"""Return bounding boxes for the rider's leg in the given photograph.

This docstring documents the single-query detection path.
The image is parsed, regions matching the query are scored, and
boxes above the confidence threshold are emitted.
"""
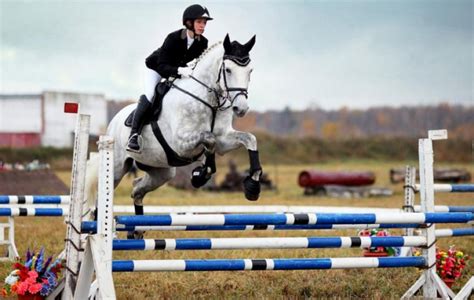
[127,95,151,152]
[127,69,161,152]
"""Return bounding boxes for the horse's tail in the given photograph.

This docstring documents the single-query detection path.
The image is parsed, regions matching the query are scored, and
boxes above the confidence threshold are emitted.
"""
[84,152,100,215]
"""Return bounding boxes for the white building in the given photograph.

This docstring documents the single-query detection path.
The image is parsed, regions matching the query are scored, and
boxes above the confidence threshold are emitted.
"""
[0,91,107,148]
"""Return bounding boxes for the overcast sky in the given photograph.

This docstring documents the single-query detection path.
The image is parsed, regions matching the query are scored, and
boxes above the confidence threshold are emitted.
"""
[1,0,472,111]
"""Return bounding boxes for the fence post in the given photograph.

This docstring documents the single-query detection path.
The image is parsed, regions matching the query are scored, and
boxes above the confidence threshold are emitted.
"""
[62,113,90,300]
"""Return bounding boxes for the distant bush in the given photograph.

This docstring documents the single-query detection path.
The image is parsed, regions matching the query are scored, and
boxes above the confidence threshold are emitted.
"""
[1,134,470,168]
[217,133,472,165]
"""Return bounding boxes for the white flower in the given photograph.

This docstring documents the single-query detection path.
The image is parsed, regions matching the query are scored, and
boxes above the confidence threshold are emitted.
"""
[5,271,18,285]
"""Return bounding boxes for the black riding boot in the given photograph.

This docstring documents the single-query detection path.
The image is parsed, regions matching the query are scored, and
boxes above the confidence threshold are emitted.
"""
[127,95,151,153]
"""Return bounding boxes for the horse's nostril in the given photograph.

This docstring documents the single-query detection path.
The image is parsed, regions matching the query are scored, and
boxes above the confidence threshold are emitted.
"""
[233,107,239,112]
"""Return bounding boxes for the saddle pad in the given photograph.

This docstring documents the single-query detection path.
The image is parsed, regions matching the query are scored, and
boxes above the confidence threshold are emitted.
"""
[124,81,171,127]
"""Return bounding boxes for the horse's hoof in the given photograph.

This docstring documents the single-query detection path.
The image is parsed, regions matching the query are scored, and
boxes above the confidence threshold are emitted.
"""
[191,166,212,188]
[127,231,144,240]
[243,176,260,201]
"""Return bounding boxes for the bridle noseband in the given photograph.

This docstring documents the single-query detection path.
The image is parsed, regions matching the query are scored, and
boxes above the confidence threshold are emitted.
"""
[215,54,250,110]
[170,54,251,132]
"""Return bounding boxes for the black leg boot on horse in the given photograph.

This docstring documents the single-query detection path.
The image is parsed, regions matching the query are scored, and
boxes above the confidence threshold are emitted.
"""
[127,201,145,240]
[127,95,152,153]
[191,153,216,188]
[243,150,262,201]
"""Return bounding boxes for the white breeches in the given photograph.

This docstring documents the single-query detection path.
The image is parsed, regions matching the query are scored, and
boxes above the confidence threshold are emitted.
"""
[144,68,162,102]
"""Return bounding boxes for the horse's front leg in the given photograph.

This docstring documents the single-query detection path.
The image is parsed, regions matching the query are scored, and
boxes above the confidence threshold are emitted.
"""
[216,130,262,201]
[176,131,217,188]
[177,131,216,154]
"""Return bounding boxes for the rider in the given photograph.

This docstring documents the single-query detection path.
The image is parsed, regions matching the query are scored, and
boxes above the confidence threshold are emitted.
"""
[127,4,213,152]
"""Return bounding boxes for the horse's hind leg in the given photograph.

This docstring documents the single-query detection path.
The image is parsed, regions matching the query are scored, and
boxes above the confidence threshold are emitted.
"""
[128,167,176,239]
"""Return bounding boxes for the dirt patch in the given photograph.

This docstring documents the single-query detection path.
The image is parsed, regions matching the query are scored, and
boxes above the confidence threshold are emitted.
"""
[0,170,69,194]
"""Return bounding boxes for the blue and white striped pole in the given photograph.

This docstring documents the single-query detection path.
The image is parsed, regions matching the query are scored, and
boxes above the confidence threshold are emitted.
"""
[114,212,473,227]
[1,201,471,214]
[112,257,426,272]
[415,184,474,193]
[434,227,474,237]
[415,206,474,213]
[0,195,70,205]
[0,207,67,216]
[112,236,427,251]
[81,222,425,233]
[81,220,474,237]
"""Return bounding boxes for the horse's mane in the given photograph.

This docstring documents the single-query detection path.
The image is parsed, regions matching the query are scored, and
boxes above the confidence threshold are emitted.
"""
[191,41,223,69]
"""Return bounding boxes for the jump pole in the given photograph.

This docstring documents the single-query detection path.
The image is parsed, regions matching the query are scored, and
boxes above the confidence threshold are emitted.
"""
[60,104,90,300]
[402,129,454,299]
[73,136,116,300]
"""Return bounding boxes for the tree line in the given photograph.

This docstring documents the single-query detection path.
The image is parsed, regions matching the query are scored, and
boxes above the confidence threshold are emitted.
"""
[234,103,473,140]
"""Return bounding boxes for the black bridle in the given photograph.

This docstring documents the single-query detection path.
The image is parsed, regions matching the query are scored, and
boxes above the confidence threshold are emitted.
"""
[170,55,251,132]
[216,55,250,110]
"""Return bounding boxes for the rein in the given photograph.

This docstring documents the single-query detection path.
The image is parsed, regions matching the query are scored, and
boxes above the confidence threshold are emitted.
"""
[170,55,250,132]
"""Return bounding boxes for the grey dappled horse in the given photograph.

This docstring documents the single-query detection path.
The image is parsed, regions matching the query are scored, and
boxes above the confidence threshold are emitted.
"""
[86,35,262,238]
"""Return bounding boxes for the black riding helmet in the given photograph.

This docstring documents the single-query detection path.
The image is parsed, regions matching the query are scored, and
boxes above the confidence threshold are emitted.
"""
[182,4,213,31]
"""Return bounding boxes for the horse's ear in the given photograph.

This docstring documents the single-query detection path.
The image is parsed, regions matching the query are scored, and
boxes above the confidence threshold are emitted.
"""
[223,34,232,54]
[244,35,256,52]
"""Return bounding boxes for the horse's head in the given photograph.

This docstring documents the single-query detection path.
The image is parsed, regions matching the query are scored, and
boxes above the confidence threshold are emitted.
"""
[219,34,256,118]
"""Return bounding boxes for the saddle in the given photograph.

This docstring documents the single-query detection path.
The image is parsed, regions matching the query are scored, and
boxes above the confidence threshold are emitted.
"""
[124,80,171,127]
[124,80,204,167]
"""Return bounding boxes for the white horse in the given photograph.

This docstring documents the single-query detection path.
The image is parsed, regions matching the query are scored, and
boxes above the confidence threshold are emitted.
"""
[86,34,262,237]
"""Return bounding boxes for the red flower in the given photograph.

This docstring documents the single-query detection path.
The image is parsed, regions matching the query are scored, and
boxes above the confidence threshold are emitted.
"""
[28,283,42,294]
[18,269,29,282]
[16,282,28,296]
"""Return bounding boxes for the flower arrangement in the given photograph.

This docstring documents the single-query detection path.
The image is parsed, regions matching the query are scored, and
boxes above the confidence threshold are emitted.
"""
[436,246,469,282]
[359,228,397,256]
[414,245,470,287]
[2,248,62,299]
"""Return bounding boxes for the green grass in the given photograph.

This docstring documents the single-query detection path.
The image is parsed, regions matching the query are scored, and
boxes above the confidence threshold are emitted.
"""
[1,160,472,299]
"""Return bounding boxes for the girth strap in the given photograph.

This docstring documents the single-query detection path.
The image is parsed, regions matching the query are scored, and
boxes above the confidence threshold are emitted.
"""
[150,121,204,167]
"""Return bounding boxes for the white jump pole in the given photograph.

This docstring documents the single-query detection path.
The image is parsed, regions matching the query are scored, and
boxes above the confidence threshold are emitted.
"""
[74,136,116,300]
[62,108,90,300]
[403,129,456,299]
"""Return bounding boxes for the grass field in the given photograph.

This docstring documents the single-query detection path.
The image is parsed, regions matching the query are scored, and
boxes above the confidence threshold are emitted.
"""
[1,160,472,299]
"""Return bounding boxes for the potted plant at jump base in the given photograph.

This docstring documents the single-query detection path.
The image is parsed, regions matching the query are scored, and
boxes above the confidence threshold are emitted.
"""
[1,248,62,300]
[435,246,470,288]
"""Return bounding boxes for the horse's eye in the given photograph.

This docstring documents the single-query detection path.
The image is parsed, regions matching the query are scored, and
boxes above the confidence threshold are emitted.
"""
[225,68,232,74]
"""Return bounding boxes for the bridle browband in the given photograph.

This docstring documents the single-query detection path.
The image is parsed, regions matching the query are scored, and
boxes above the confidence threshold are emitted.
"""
[170,55,251,132]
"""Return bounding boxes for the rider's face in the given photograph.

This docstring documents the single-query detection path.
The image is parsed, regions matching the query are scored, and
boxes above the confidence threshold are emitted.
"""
[193,18,207,35]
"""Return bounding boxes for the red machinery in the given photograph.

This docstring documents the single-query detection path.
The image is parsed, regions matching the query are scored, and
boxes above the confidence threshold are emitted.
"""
[298,170,375,187]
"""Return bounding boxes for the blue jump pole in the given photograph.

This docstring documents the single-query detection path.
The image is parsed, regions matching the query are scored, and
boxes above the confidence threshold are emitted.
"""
[80,221,423,234]
[450,184,474,193]
[446,206,474,213]
[415,184,474,193]
[0,195,70,205]
[112,257,426,272]
[0,207,66,216]
[114,212,473,227]
[112,236,427,251]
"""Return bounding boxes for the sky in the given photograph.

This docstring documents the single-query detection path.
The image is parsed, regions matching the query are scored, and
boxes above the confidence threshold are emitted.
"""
[0,0,472,111]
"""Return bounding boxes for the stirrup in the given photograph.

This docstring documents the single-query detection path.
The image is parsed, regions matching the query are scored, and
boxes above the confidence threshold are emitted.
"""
[126,134,142,153]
